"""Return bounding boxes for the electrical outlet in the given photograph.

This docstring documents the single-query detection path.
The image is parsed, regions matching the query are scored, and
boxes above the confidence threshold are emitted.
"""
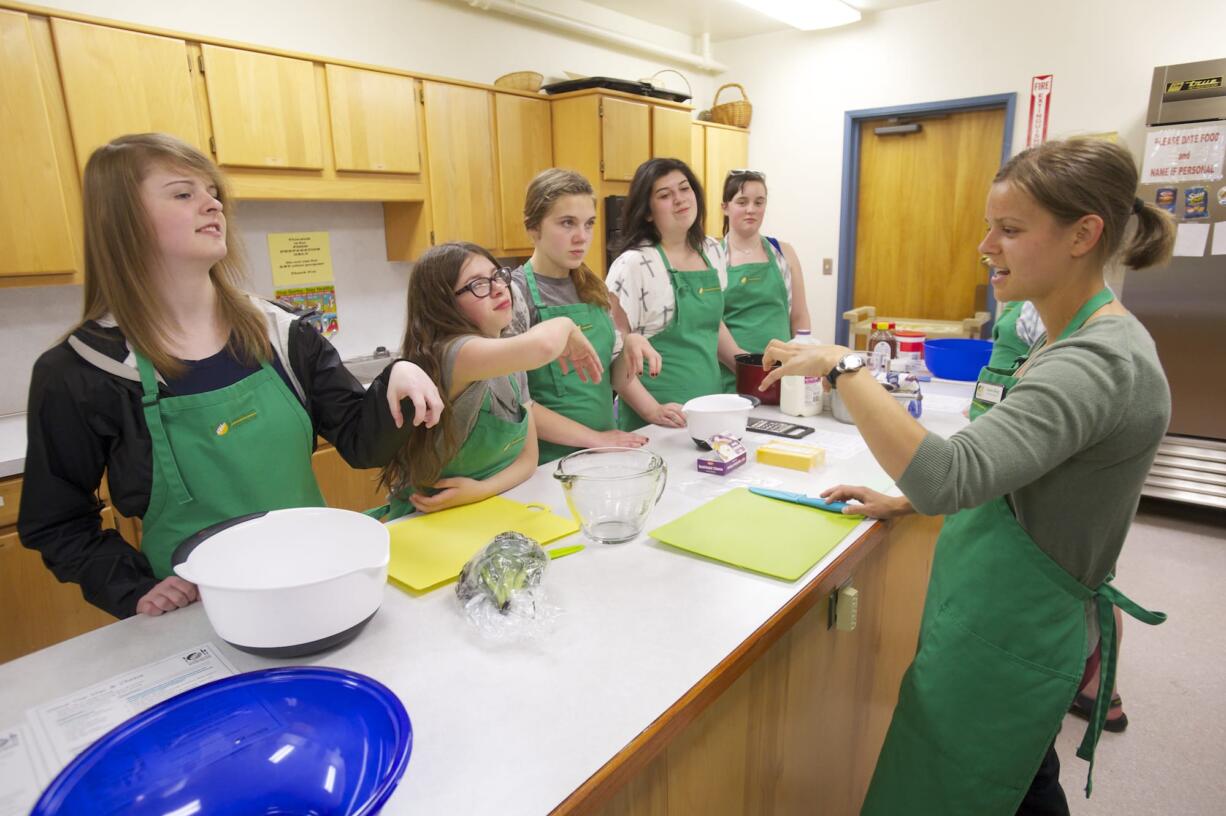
[836,586,859,631]
[822,258,833,276]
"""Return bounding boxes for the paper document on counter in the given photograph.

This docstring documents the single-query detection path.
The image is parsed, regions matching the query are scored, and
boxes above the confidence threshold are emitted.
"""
[27,642,237,769]
[809,429,868,460]
[0,722,50,816]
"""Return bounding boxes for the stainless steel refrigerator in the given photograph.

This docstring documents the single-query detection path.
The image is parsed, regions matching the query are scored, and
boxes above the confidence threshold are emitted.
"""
[1124,58,1226,509]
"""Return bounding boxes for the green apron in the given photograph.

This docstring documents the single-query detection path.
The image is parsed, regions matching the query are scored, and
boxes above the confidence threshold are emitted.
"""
[863,288,1166,814]
[719,237,792,393]
[617,245,724,431]
[521,261,616,464]
[383,376,529,520]
[986,300,1030,372]
[136,351,326,579]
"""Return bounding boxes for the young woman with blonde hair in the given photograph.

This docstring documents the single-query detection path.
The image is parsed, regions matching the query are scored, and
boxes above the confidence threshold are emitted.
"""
[507,168,663,462]
[19,133,441,619]
[379,241,603,516]
[762,137,1175,814]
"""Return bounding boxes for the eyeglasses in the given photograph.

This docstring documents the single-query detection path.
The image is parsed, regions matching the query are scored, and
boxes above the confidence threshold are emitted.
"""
[727,169,766,181]
[455,266,512,298]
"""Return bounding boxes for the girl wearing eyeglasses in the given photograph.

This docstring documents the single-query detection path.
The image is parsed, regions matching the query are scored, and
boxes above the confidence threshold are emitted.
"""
[719,169,811,392]
[508,169,668,463]
[378,242,604,517]
[606,158,739,430]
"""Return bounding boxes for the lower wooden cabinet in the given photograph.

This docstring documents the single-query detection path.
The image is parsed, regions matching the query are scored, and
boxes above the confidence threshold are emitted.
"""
[311,444,388,514]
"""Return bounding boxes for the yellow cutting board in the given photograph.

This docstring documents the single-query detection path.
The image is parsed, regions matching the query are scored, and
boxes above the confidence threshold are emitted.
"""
[649,488,862,581]
[387,496,579,591]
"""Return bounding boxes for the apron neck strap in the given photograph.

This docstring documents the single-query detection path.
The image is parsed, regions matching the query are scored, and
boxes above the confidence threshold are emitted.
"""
[654,243,714,274]
[521,260,547,309]
[133,348,194,505]
[1056,287,1114,342]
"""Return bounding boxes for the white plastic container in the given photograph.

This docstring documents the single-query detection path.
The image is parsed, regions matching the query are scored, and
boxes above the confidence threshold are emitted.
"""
[780,330,821,417]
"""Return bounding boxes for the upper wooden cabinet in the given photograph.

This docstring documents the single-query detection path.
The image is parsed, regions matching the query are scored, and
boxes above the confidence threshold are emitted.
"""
[495,93,552,251]
[0,10,79,282]
[422,81,498,248]
[601,96,650,181]
[691,123,706,188]
[701,124,749,236]
[199,44,323,170]
[652,105,692,165]
[325,65,421,174]
[50,18,201,172]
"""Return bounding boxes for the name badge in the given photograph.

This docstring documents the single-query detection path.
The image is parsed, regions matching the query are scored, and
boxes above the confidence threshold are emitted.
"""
[974,381,1006,405]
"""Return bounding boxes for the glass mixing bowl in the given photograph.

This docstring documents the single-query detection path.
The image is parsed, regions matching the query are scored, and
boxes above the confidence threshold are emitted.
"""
[553,447,667,544]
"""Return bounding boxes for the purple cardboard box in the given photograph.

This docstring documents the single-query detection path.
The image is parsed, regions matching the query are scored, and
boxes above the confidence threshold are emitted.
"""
[697,434,748,475]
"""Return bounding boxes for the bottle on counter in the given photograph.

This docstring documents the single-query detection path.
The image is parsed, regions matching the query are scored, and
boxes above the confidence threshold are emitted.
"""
[780,330,821,417]
[868,321,897,374]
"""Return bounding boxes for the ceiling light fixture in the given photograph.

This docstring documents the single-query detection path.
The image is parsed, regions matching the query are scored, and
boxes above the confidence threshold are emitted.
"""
[730,0,862,31]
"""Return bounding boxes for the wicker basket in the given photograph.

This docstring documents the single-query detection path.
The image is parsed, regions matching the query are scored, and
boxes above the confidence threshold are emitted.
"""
[710,83,752,128]
[494,71,543,92]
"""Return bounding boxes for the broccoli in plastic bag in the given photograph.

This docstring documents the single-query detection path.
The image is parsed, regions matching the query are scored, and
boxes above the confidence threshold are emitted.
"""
[457,531,559,639]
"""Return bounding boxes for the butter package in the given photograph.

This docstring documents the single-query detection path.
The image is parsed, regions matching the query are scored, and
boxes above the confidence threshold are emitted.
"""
[755,439,826,471]
[697,434,748,475]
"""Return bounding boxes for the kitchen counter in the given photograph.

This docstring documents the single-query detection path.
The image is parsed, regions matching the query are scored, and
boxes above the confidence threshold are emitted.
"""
[0,382,972,814]
[0,413,25,478]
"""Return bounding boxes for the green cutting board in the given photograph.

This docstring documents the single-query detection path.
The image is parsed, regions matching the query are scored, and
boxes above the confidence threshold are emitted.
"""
[649,488,863,581]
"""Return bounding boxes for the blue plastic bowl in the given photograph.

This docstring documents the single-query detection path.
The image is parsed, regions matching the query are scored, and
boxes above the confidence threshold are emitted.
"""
[924,338,993,381]
[33,667,412,816]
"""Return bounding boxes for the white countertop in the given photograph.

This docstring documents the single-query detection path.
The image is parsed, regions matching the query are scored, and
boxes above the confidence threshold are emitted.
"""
[0,413,25,479]
[0,382,972,813]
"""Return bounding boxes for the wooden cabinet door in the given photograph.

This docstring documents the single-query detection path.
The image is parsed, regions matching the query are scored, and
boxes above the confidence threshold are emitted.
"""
[691,124,706,191]
[311,445,387,514]
[703,126,748,236]
[652,105,691,165]
[200,44,323,170]
[495,93,552,251]
[422,82,497,247]
[600,96,649,181]
[51,18,201,173]
[0,10,78,279]
[325,65,420,174]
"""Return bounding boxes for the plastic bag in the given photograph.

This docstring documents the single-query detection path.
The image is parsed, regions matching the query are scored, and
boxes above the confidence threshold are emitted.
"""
[456,531,560,640]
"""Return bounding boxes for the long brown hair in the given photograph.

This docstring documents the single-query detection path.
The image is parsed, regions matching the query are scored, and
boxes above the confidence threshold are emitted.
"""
[381,242,502,494]
[523,168,608,309]
[80,133,270,378]
[617,158,707,255]
[995,138,1175,269]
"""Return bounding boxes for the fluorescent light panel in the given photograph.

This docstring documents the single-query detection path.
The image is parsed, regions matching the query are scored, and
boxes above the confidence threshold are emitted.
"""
[731,0,862,30]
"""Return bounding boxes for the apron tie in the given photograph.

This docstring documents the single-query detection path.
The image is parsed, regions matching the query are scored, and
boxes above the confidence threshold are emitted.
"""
[1076,582,1167,796]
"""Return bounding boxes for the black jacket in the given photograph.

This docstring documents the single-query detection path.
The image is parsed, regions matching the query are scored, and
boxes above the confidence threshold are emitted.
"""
[18,300,409,619]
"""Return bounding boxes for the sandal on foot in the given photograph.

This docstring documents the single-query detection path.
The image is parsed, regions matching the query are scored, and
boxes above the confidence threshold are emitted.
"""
[1069,692,1128,733]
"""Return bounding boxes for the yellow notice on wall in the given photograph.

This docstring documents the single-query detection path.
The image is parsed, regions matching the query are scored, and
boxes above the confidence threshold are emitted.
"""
[268,232,334,288]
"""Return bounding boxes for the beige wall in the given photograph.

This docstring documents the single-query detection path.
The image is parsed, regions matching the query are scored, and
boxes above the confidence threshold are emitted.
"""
[716,0,1226,342]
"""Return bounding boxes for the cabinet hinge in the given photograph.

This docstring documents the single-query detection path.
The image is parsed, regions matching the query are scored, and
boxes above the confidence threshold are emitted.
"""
[598,100,603,118]
[197,54,205,74]
[208,136,217,155]
[429,230,435,245]
[599,160,605,174]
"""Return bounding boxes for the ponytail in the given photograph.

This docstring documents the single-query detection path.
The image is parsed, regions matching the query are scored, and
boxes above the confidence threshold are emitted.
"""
[1123,201,1176,270]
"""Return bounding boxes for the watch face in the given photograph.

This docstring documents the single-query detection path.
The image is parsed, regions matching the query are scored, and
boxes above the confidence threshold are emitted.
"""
[842,354,865,372]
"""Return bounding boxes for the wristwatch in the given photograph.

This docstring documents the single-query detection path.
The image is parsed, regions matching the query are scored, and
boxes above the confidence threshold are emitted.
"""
[826,353,866,389]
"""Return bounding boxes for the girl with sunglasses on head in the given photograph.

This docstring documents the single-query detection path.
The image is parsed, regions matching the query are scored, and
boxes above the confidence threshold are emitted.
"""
[507,169,662,463]
[760,137,1174,814]
[18,133,442,620]
[605,158,740,431]
[719,169,811,393]
[378,242,603,518]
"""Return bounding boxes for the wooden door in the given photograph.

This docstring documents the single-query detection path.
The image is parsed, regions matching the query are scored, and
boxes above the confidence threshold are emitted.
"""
[853,108,1005,322]
[200,44,323,170]
[51,18,201,172]
[652,105,691,164]
[0,10,78,279]
[495,93,553,251]
[422,82,497,247]
[311,445,387,513]
[325,65,420,173]
[703,126,748,236]
[690,123,706,189]
[601,96,649,181]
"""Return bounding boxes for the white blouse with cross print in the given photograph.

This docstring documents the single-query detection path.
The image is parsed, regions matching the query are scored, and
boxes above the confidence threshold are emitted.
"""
[604,237,727,339]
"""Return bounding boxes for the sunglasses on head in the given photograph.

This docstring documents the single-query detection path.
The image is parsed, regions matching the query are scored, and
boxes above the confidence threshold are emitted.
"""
[727,169,766,181]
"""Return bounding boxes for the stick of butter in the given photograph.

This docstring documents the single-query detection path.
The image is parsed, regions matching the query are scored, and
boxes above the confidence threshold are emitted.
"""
[755,440,826,471]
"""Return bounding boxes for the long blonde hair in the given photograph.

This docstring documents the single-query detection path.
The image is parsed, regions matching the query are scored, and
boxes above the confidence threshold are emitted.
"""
[80,133,270,377]
[523,168,609,309]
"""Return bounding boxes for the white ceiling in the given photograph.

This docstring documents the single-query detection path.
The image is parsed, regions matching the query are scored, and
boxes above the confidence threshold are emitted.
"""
[586,0,937,41]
